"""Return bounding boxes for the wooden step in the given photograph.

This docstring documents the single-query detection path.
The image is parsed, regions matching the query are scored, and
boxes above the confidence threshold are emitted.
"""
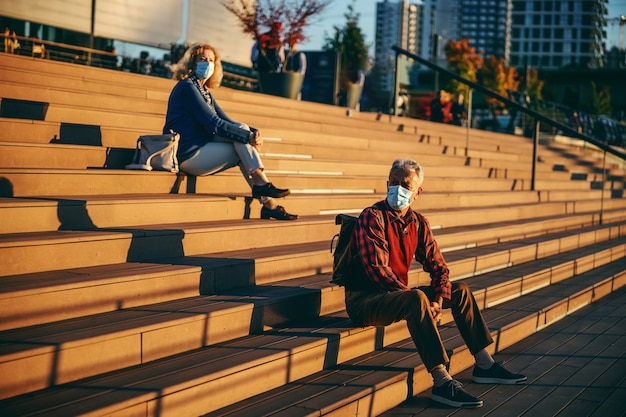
[4,188,595,234]
[0,244,622,414]
[3,197,623,277]
[199,262,626,417]
[0,224,623,399]
[0,141,516,180]
[3,219,622,329]
[0,167,542,197]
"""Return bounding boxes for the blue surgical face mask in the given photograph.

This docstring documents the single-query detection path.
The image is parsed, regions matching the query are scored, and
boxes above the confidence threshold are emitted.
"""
[387,185,413,211]
[195,61,214,80]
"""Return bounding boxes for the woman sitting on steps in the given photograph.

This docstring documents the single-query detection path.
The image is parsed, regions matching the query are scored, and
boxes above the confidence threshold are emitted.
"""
[164,43,297,221]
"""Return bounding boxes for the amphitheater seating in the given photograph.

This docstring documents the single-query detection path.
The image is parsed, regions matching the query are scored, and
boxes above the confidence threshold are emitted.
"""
[0,53,625,416]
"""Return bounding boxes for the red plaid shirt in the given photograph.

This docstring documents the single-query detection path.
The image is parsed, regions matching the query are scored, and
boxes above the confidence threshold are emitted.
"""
[352,200,451,301]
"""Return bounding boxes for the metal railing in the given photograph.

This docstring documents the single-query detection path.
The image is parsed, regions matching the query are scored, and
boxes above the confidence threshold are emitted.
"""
[0,33,258,91]
[392,45,626,171]
[392,45,626,224]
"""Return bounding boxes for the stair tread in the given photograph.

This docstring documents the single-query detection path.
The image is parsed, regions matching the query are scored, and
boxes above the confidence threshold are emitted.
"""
[0,235,623,403]
[1,259,620,416]
[199,261,626,417]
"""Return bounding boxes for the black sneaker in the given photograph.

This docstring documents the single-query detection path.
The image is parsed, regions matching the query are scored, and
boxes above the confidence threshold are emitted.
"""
[252,183,290,198]
[431,380,483,408]
[472,362,527,384]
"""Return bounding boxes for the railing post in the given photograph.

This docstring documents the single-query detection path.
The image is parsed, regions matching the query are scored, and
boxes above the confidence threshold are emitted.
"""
[465,88,473,156]
[393,51,400,116]
[531,119,540,191]
[88,0,97,66]
[600,150,606,225]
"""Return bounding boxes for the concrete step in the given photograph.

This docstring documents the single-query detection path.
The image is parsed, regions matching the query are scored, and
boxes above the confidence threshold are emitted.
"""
[199,261,626,417]
[0,244,623,414]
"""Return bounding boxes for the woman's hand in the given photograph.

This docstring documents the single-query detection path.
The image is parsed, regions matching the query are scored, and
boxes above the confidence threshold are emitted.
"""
[250,130,263,150]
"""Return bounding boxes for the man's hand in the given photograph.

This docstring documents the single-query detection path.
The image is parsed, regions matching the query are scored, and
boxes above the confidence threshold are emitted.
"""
[430,300,443,322]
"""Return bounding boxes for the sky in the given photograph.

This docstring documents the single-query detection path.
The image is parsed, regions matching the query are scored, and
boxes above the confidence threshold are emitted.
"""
[299,0,376,52]
[299,0,626,52]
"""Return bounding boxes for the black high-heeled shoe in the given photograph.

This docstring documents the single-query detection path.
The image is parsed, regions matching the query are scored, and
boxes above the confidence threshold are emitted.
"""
[260,205,298,220]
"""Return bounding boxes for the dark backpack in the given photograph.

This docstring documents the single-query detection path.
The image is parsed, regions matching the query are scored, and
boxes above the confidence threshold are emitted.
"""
[330,214,359,286]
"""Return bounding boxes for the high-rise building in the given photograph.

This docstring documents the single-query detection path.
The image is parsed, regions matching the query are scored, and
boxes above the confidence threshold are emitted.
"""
[421,0,461,65]
[404,0,609,72]
[374,0,421,94]
[509,0,608,69]
[457,0,512,61]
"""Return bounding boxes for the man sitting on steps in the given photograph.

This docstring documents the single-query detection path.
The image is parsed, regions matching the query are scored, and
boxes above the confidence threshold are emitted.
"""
[342,158,527,408]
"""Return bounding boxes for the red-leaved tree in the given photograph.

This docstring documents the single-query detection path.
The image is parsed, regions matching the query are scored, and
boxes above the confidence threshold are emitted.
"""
[223,0,332,70]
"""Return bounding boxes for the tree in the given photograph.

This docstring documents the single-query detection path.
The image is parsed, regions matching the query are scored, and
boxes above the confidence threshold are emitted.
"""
[322,1,369,91]
[590,82,612,117]
[478,55,520,118]
[223,0,332,71]
[444,39,483,98]
[525,67,543,101]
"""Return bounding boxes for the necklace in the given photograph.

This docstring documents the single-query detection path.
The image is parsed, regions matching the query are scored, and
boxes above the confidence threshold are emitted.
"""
[189,75,215,110]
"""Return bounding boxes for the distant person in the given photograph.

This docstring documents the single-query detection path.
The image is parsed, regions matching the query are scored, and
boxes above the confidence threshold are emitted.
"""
[30,35,45,58]
[450,93,466,126]
[10,30,19,54]
[284,43,306,75]
[104,45,118,70]
[430,90,444,123]
[251,22,285,73]
[3,27,12,53]
[342,158,527,408]
[164,43,297,220]
[570,111,582,134]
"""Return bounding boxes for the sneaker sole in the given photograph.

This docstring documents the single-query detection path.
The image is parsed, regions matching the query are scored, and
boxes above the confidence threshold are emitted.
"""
[252,190,291,198]
[431,394,483,408]
[472,376,528,384]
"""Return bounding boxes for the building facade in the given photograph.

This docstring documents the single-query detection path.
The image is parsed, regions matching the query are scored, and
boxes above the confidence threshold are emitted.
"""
[457,0,512,61]
[509,0,608,69]
[374,0,421,94]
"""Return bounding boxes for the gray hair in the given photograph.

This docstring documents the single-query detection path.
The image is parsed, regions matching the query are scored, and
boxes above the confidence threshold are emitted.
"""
[390,158,424,187]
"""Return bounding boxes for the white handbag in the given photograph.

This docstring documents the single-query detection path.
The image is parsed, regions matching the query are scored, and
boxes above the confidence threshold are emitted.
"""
[126,131,180,172]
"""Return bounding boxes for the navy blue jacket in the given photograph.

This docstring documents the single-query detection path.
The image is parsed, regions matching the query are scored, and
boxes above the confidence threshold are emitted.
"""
[163,79,253,162]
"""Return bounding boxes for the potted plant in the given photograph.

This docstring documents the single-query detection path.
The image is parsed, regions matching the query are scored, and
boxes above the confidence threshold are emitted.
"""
[223,0,332,99]
[323,1,369,110]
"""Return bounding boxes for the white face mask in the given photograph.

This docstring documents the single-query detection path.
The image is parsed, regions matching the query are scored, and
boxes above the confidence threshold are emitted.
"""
[387,185,413,210]
[195,61,214,80]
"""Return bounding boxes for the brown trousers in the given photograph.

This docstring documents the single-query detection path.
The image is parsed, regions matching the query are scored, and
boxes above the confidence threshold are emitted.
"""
[345,282,493,371]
